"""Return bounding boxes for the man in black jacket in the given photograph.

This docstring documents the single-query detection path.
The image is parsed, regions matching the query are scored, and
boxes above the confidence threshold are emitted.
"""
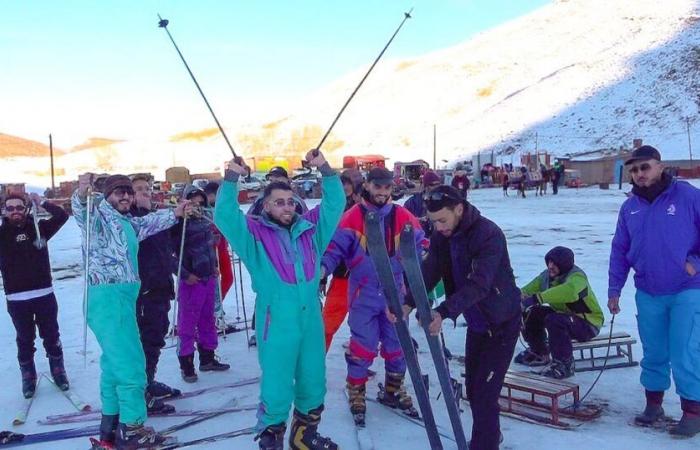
[0,193,69,398]
[131,175,180,411]
[408,185,521,450]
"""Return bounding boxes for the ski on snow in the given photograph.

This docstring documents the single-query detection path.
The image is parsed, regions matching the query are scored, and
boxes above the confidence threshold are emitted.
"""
[39,403,257,426]
[12,376,42,426]
[399,223,469,450]
[364,211,443,450]
[0,396,245,447]
[43,376,259,422]
[42,372,92,412]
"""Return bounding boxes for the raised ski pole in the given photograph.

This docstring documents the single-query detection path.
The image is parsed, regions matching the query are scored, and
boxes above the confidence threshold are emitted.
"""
[170,214,188,342]
[364,212,443,450]
[312,8,413,157]
[82,188,93,369]
[400,223,469,450]
[157,15,239,160]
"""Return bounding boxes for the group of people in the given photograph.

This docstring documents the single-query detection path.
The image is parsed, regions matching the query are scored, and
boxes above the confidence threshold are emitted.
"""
[0,144,698,449]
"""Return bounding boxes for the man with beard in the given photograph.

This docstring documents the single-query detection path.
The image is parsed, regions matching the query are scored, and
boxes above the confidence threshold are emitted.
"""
[408,185,521,450]
[130,174,180,411]
[321,167,426,426]
[0,192,69,398]
[608,145,700,437]
[320,169,364,351]
[215,150,344,450]
[73,174,190,450]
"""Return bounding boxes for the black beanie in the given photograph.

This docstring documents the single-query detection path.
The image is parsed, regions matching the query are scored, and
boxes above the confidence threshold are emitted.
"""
[545,246,575,275]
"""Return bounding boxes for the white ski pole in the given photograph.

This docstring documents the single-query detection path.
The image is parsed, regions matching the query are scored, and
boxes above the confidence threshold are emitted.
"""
[170,214,188,342]
[82,188,93,368]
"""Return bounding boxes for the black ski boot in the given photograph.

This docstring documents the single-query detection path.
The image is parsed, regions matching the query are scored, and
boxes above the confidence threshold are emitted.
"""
[670,398,700,438]
[178,354,198,383]
[146,380,181,399]
[288,405,338,450]
[514,348,551,367]
[198,347,230,372]
[347,382,367,426]
[88,414,118,449]
[540,357,575,379]
[255,423,286,450]
[48,354,70,391]
[115,423,175,449]
[377,372,419,418]
[19,360,37,399]
[146,392,175,415]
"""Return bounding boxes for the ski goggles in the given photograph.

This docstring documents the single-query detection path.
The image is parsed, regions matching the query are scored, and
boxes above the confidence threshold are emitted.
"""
[5,205,26,212]
[423,190,463,211]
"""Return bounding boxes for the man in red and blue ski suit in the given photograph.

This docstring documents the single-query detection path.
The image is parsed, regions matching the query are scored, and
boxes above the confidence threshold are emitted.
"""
[321,167,427,420]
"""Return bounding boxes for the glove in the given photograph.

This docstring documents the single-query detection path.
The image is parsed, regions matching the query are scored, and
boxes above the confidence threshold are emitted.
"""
[522,295,540,312]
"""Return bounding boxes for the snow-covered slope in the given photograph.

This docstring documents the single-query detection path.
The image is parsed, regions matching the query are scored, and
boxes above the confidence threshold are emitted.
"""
[3,0,699,185]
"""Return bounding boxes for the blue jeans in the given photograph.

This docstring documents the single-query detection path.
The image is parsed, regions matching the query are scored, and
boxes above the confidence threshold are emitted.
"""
[635,289,700,401]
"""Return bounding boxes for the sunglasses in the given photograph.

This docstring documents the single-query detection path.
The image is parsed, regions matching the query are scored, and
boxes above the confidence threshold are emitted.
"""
[112,187,135,197]
[5,205,26,212]
[269,198,296,208]
[628,163,653,174]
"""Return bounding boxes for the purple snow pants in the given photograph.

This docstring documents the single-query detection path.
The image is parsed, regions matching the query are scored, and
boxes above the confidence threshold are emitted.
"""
[346,291,406,385]
[177,277,218,357]
[523,305,598,361]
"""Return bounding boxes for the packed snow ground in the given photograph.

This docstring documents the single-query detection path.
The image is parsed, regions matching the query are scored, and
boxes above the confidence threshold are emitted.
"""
[1,182,699,449]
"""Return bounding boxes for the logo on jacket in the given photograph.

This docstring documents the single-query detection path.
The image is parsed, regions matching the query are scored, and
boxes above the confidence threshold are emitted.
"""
[15,233,28,243]
[667,204,676,216]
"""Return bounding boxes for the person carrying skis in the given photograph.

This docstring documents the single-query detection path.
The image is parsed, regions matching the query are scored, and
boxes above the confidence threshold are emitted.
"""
[608,145,700,437]
[214,150,344,450]
[514,246,604,379]
[172,186,230,383]
[321,170,364,351]
[130,174,180,413]
[321,167,427,426]
[0,192,69,398]
[73,174,190,450]
[411,185,521,450]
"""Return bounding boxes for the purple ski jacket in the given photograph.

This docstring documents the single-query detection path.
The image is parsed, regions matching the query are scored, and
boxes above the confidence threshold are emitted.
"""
[321,202,427,309]
[608,179,700,298]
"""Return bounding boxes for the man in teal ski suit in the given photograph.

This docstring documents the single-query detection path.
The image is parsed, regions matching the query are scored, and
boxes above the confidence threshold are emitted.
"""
[73,174,190,450]
[214,150,344,450]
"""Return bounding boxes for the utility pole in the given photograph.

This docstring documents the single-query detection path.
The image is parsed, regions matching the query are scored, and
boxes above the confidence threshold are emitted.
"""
[433,124,437,169]
[49,134,55,193]
[686,117,693,164]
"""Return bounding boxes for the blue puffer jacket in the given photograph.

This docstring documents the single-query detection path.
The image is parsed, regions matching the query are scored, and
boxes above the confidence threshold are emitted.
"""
[608,179,700,297]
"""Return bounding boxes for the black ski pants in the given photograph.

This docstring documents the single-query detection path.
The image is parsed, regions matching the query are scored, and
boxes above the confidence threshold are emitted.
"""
[523,305,598,362]
[6,293,63,364]
[464,315,519,450]
[136,289,171,383]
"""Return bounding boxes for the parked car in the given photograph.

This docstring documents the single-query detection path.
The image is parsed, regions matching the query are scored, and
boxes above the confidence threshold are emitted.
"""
[172,182,187,195]
[239,176,263,191]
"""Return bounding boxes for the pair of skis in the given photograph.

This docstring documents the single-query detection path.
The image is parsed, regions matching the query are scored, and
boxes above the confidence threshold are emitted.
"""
[42,376,259,424]
[364,212,468,450]
[12,373,92,427]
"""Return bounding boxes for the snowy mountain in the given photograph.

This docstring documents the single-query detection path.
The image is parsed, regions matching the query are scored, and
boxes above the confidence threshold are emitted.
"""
[2,0,699,185]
